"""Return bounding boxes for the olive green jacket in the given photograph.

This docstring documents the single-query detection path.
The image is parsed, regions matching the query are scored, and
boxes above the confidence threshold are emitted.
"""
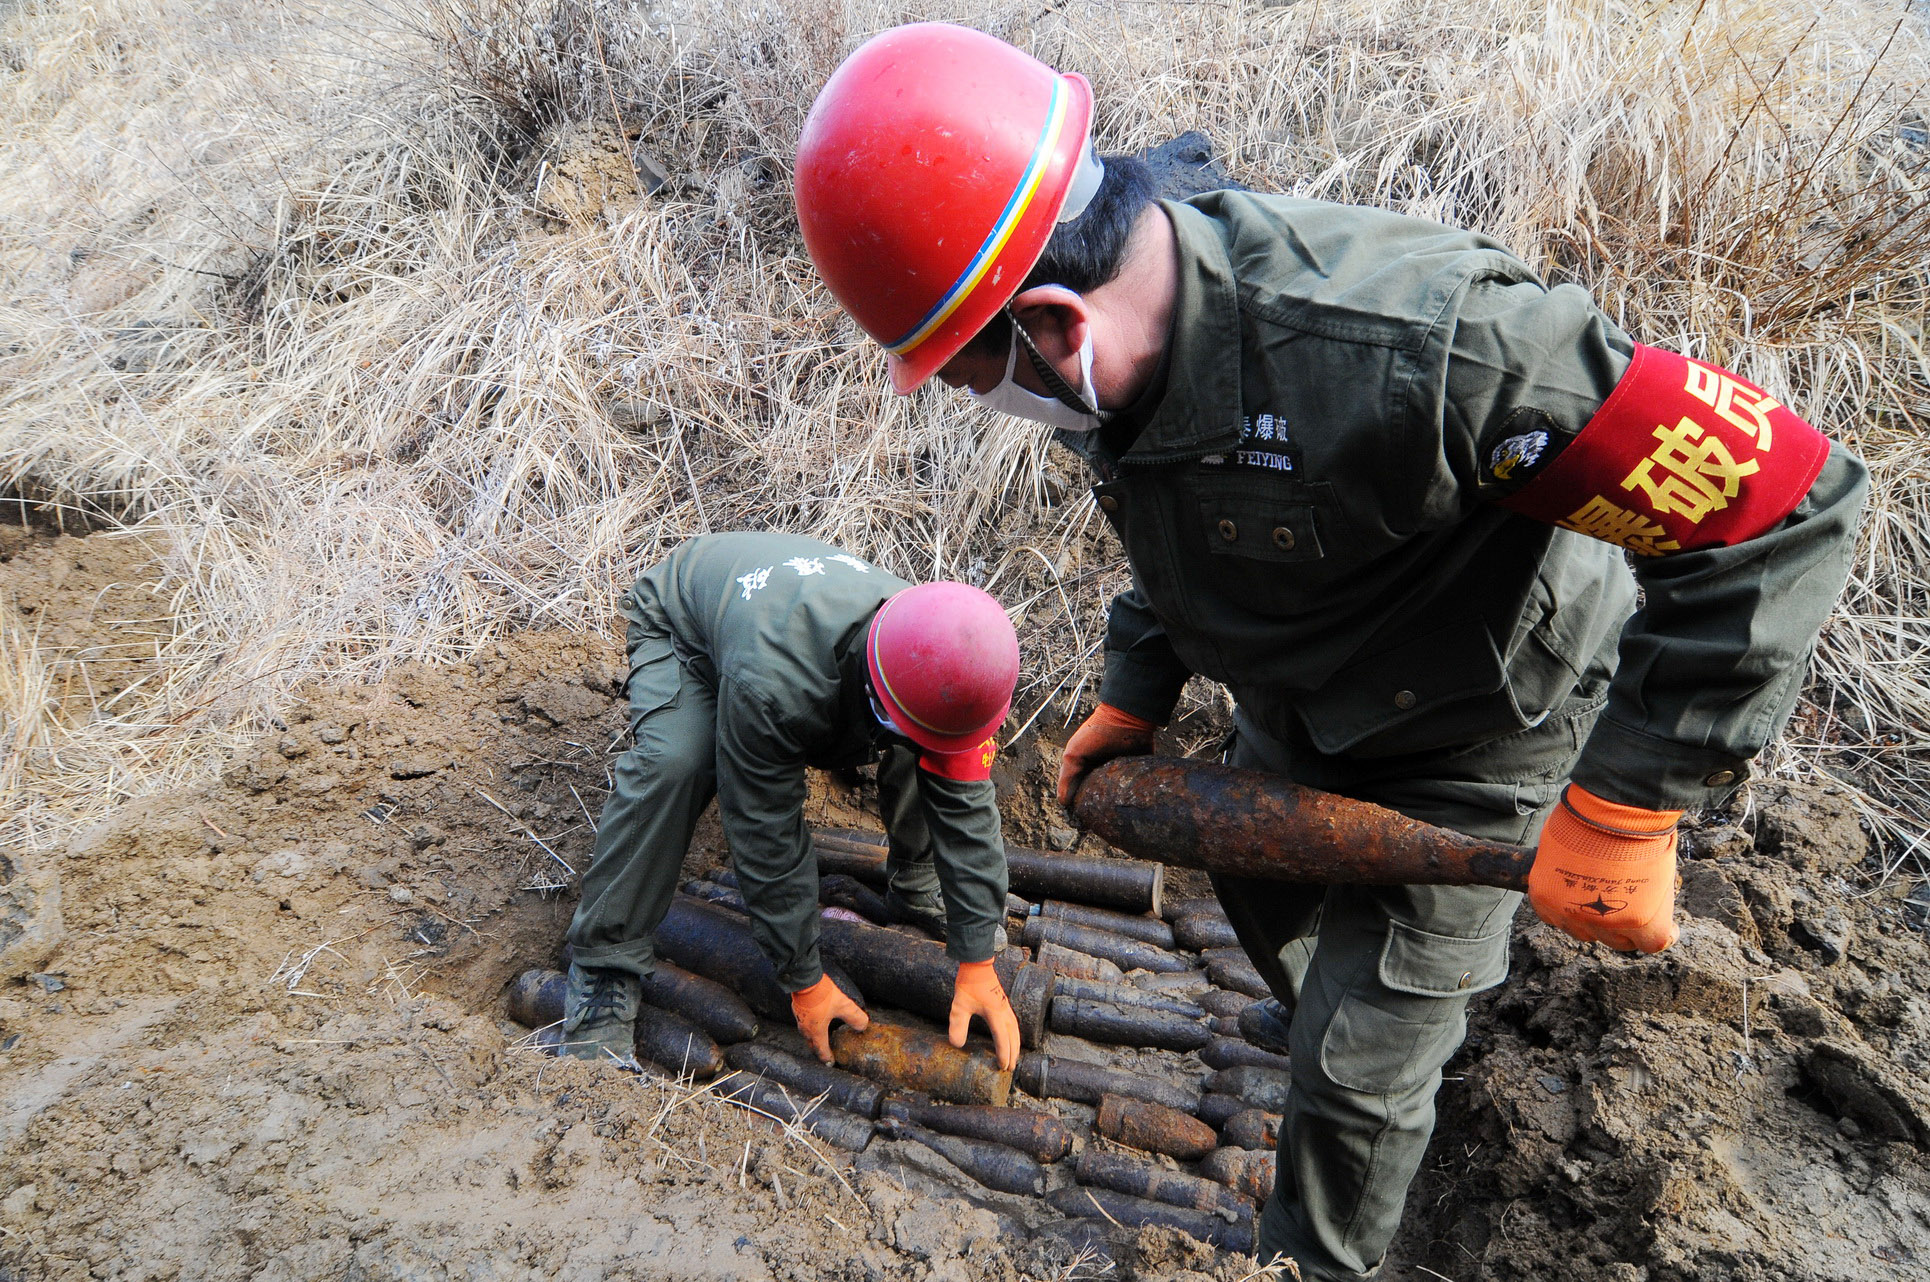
[626,532,1008,988]
[1067,193,1866,812]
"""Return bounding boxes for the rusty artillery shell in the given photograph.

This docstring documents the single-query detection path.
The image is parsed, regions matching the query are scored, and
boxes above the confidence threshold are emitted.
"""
[638,961,759,1045]
[725,1042,885,1118]
[1221,1109,1282,1152]
[1003,963,1057,1052]
[1174,914,1242,953]
[832,1020,1012,1106]
[1038,901,1176,950]
[1075,756,1536,890]
[1159,895,1226,924]
[1076,1148,1254,1220]
[1200,1037,1292,1075]
[1004,848,1164,917]
[1048,997,1210,1052]
[1130,969,1210,995]
[1046,1185,1254,1254]
[508,969,724,1077]
[1199,989,1256,1019]
[1206,952,1270,1000]
[1015,1052,1200,1113]
[1197,1093,1247,1128]
[811,832,889,882]
[1201,1146,1275,1204]
[816,914,1054,1050]
[880,1094,1074,1164]
[1035,941,1125,983]
[680,879,746,912]
[884,1122,1047,1196]
[1006,892,1034,918]
[1209,1016,1244,1038]
[719,1074,873,1152]
[1095,1093,1218,1161]
[1020,916,1191,974]
[633,1009,725,1079]
[819,873,891,925]
[656,896,864,1022]
[1208,1065,1293,1114]
[507,968,569,1029]
[1053,975,1205,1021]
[814,827,1164,915]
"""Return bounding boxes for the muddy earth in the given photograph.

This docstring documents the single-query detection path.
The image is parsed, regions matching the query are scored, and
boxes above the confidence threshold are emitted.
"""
[3,524,1928,1281]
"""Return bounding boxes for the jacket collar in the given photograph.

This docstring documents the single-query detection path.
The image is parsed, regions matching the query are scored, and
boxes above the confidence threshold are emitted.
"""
[1115,199,1245,462]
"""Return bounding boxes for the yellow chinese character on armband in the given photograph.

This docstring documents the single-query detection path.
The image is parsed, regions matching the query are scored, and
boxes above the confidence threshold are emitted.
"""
[1558,496,1683,557]
[1684,361,1781,450]
[1621,418,1760,523]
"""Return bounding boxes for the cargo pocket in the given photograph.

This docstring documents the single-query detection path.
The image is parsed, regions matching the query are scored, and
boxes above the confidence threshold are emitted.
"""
[1318,920,1509,1095]
[1377,919,1511,997]
[622,633,683,733]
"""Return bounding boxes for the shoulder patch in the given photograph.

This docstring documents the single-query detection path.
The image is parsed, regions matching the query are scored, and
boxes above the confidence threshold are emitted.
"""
[1488,428,1550,483]
[1497,345,1830,555]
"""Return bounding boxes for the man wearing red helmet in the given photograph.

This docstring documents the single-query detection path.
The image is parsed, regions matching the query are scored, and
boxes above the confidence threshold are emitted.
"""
[796,23,1866,1279]
[561,532,1023,1072]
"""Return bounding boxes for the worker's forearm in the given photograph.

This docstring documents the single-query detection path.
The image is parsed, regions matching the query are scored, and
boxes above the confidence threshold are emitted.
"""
[916,773,1009,962]
[1573,444,1867,811]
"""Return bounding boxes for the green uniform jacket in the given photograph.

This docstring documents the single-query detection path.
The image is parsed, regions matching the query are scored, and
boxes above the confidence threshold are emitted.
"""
[1070,193,1866,812]
[624,532,1008,989]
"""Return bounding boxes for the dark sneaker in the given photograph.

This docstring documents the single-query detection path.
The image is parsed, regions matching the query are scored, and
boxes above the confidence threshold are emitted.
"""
[555,963,641,1065]
[885,887,948,936]
[1238,997,1294,1055]
[884,889,1008,953]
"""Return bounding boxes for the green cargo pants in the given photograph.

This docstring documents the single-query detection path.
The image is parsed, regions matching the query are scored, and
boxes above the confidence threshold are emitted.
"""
[1220,682,1606,1279]
[567,617,942,982]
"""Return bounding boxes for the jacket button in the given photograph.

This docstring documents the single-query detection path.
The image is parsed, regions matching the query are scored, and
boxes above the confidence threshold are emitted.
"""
[1271,526,1296,551]
[1704,769,1738,787]
[1393,690,1418,710]
[1098,495,1120,513]
[1217,519,1238,542]
[1457,972,1474,990]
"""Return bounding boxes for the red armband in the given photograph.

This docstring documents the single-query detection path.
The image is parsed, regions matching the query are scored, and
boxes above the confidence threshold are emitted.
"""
[1497,344,1830,556]
[919,736,997,783]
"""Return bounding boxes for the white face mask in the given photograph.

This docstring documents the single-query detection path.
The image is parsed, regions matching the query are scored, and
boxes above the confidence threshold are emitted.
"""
[969,326,1104,434]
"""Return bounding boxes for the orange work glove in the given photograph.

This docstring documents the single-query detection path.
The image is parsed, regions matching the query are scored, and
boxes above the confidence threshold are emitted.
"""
[1056,703,1160,805]
[790,975,869,1064]
[948,960,1020,1072]
[1528,784,1683,954]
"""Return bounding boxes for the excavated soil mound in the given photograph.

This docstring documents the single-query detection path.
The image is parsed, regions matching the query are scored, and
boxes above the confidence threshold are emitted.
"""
[4,527,1929,1281]
[1394,784,1930,1281]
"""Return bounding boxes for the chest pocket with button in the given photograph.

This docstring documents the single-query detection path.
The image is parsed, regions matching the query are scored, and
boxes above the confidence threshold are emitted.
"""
[1199,491,1325,563]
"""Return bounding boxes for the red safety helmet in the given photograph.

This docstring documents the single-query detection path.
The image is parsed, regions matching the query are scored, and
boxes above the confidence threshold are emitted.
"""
[796,23,1100,393]
[867,581,1020,754]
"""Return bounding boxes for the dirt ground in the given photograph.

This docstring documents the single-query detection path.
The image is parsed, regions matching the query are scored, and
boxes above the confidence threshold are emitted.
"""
[4,523,1929,1282]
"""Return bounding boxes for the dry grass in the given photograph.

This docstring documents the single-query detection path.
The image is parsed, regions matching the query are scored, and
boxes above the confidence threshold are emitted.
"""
[2,0,1927,873]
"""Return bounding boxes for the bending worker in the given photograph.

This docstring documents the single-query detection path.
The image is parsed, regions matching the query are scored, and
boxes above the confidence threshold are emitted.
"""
[561,531,1024,1071]
[794,24,1866,1278]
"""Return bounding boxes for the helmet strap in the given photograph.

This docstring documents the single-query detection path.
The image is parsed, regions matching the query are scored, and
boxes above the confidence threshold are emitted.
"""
[1059,141,1106,224]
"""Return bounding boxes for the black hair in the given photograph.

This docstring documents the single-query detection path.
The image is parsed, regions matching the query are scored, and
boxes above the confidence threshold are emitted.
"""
[957,153,1158,360]
[1022,152,1158,294]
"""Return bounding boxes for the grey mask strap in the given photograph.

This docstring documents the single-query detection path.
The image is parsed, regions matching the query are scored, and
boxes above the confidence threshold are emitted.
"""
[1007,309,1097,417]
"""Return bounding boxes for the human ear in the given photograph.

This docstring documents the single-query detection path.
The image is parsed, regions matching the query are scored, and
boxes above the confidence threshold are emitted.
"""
[1007,285,1091,365]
